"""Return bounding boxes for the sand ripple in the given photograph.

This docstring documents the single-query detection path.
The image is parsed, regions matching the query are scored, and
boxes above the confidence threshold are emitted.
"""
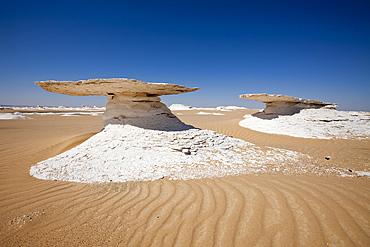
[1,175,369,246]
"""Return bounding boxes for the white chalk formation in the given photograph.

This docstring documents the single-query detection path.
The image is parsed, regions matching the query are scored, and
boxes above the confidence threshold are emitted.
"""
[0,112,30,120]
[239,93,337,115]
[238,93,370,139]
[32,80,333,183]
[239,108,370,140]
[30,125,313,183]
[35,78,199,130]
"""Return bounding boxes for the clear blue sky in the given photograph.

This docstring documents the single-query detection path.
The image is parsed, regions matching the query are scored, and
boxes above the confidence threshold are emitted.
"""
[1,0,369,111]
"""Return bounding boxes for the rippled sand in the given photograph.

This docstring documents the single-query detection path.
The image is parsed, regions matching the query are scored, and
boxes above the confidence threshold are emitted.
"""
[1,110,369,246]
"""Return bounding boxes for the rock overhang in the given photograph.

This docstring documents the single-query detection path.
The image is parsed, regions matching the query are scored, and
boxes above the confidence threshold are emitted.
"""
[35,78,199,97]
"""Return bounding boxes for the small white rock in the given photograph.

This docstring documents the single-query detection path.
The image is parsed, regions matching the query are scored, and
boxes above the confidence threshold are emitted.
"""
[150,175,164,181]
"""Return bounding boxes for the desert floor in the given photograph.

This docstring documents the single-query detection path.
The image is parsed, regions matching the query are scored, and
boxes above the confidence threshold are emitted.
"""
[1,109,369,246]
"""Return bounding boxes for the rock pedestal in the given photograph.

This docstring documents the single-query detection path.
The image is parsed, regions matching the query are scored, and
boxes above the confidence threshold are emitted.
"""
[35,78,199,130]
[239,93,337,115]
[103,93,187,130]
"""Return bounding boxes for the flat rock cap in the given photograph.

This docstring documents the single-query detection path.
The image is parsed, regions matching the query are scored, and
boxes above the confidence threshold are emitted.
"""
[239,93,336,105]
[35,78,199,96]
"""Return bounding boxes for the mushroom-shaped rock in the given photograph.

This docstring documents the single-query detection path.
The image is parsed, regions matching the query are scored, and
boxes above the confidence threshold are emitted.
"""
[35,78,199,130]
[239,93,338,115]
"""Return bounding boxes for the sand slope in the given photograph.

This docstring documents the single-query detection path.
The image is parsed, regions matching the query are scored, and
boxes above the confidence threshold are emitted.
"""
[1,111,370,246]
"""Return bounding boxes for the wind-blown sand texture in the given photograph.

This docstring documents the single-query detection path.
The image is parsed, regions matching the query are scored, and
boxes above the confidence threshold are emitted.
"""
[1,108,369,246]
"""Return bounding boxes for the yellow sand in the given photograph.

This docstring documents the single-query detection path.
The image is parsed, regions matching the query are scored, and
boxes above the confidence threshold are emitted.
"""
[1,109,369,246]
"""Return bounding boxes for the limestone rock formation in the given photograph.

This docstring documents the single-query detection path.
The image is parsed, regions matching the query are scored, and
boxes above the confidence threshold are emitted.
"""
[239,93,337,115]
[35,78,199,130]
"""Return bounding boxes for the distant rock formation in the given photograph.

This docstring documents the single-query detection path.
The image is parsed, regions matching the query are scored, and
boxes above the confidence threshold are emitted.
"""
[168,104,194,110]
[239,93,337,115]
[35,78,199,130]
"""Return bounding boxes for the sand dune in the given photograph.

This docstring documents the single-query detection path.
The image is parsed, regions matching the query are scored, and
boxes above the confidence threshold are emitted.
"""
[1,110,369,246]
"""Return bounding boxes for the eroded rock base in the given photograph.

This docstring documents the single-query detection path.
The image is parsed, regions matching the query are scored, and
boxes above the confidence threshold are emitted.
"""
[263,102,330,115]
[102,93,191,130]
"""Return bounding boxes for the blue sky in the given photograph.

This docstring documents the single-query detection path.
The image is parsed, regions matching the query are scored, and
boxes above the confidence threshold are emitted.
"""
[1,0,369,110]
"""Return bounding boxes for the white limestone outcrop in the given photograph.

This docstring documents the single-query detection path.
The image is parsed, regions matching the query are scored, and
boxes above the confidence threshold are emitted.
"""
[35,78,199,130]
[239,93,337,115]
[239,108,370,140]
[30,124,314,183]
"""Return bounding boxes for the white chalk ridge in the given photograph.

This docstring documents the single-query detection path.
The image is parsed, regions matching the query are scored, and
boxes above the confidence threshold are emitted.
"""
[30,124,310,183]
[239,108,370,139]
[0,113,30,120]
